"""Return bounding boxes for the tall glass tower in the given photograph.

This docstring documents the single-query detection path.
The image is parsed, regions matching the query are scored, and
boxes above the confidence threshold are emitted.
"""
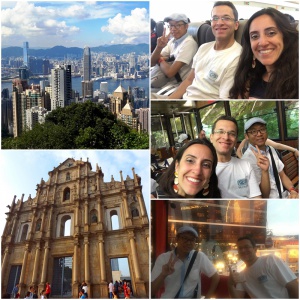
[83,46,91,81]
[23,42,29,67]
[82,46,93,99]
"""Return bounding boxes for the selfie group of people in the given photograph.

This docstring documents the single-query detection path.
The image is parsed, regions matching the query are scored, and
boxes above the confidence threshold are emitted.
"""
[151,1,298,99]
[152,115,299,200]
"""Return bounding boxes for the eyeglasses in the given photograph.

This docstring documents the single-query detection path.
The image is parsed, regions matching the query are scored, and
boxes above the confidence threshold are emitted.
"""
[213,129,237,138]
[179,236,196,243]
[167,23,185,29]
[211,16,236,23]
[246,128,267,136]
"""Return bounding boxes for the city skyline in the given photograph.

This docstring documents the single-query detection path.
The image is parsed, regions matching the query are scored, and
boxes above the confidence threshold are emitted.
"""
[2,1,149,48]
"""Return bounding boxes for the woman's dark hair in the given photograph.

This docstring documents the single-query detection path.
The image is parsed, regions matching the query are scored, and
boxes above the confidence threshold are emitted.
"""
[229,7,299,99]
[158,139,221,198]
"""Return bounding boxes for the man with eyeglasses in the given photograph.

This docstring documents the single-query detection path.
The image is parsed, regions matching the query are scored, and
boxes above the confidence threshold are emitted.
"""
[228,236,298,298]
[151,13,198,90]
[242,117,299,199]
[151,225,219,298]
[210,116,263,198]
[166,1,242,99]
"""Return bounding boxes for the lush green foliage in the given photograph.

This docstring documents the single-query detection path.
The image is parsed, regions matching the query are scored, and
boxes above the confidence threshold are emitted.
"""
[2,102,149,149]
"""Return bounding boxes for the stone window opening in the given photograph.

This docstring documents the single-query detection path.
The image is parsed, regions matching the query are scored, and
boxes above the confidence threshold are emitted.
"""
[63,187,71,201]
[20,224,29,241]
[66,172,71,181]
[60,215,71,237]
[110,210,120,230]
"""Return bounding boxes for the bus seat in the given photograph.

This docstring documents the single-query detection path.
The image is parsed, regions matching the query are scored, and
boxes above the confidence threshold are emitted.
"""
[281,150,299,188]
[235,19,248,45]
[291,20,299,30]
[188,21,213,46]
[201,273,230,298]
[169,146,178,158]
[156,21,164,38]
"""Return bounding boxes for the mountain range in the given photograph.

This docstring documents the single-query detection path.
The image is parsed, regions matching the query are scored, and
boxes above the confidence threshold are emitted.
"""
[1,44,149,58]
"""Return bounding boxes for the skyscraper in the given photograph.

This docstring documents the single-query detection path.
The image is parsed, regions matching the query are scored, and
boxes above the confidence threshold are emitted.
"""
[51,65,72,110]
[82,46,93,99]
[83,46,91,81]
[23,42,29,67]
[136,108,149,132]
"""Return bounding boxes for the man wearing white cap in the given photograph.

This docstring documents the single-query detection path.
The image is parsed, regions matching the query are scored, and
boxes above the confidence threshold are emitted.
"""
[178,133,189,145]
[242,117,299,199]
[151,13,198,90]
[151,225,219,298]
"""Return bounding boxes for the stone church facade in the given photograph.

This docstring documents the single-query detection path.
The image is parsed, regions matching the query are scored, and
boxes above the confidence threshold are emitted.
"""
[1,158,149,298]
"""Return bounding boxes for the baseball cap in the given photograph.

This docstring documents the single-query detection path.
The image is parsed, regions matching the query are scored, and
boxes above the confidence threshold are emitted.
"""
[177,226,198,237]
[164,13,190,24]
[178,133,188,143]
[244,117,266,132]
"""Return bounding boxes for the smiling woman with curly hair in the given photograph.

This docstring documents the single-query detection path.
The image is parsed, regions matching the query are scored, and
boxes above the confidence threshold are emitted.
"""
[229,8,298,99]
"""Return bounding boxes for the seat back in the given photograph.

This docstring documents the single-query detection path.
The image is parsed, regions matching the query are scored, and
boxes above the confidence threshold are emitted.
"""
[281,150,299,187]
[188,21,214,47]
[201,274,230,298]
[235,19,248,45]
[188,19,248,47]
[156,21,164,38]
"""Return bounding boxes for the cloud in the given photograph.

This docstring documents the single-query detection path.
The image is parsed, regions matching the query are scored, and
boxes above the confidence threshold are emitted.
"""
[1,1,80,41]
[1,2,149,47]
[101,8,149,44]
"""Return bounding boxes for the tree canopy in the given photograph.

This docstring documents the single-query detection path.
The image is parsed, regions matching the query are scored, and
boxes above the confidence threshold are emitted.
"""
[2,102,149,149]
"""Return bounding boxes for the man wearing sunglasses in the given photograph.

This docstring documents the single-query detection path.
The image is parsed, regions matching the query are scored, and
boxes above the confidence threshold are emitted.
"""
[167,1,242,99]
[151,13,198,90]
[242,117,299,199]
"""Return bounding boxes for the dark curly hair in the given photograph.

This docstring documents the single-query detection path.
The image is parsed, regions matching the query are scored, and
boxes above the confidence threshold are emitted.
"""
[229,7,299,99]
[158,139,221,198]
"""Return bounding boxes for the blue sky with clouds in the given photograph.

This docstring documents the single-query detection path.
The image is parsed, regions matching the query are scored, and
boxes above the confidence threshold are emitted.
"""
[0,150,150,221]
[1,1,149,48]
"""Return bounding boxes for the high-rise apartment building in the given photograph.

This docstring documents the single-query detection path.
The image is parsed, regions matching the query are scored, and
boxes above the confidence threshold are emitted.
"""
[12,79,28,137]
[25,106,47,130]
[136,108,149,132]
[100,82,108,93]
[51,65,72,110]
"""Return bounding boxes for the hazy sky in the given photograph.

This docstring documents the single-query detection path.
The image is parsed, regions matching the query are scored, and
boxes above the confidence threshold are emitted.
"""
[1,1,149,48]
